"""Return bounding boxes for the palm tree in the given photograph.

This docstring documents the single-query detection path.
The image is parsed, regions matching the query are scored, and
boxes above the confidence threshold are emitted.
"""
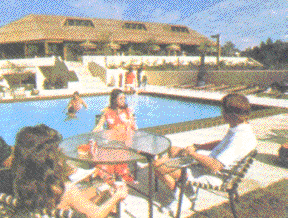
[196,40,216,86]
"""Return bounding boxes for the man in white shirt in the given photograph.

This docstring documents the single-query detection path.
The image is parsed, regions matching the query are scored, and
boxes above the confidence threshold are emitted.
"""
[154,94,257,215]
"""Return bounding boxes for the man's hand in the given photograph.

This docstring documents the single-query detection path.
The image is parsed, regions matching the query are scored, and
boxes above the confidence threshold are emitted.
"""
[185,145,197,155]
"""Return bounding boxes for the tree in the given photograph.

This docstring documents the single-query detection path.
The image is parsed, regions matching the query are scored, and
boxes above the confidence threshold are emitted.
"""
[99,32,113,55]
[221,41,240,56]
[142,39,160,55]
[241,38,288,68]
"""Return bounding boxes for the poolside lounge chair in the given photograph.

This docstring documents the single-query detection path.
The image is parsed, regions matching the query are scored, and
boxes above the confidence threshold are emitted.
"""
[10,87,26,99]
[209,84,231,91]
[161,150,258,218]
[0,86,10,98]
[221,85,248,94]
[190,84,216,90]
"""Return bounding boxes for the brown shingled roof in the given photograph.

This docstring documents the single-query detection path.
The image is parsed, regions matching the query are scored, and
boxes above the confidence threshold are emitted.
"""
[0,14,213,46]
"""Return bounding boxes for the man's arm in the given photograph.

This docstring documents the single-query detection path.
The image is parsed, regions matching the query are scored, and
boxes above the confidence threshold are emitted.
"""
[186,149,224,173]
[194,140,221,151]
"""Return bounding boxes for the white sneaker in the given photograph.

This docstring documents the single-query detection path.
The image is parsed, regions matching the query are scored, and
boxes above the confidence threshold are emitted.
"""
[160,206,174,217]
[159,188,180,217]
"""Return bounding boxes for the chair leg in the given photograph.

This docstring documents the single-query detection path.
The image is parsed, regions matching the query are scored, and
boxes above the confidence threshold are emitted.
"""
[175,168,187,218]
[154,175,159,192]
[190,187,199,211]
[228,190,238,218]
[234,190,240,203]
[133,161,138,181]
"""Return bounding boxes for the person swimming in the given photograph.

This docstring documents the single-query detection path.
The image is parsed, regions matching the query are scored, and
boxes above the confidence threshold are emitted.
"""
[66,91,88,118]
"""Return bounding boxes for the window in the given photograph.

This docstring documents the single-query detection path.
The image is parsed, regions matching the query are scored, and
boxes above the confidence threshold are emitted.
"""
[122,22,147,31]
[170,25,189,33]
[64,19,95,27]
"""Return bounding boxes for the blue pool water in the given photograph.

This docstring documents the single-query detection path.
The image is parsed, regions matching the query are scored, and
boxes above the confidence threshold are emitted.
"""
[0,95,221,145]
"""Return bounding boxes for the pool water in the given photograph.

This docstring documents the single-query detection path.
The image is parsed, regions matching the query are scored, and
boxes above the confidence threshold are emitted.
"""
[0,94,221,145]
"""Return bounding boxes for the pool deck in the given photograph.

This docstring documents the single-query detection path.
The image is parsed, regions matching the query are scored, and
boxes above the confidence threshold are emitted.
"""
[1,85,288,109]
[2,86,288,217]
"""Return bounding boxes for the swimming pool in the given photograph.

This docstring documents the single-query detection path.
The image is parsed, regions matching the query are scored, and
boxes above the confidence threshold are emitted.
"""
[0,94,221,145]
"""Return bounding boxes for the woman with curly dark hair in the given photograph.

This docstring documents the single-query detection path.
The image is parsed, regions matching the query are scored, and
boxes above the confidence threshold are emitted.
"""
[11,124,128,218]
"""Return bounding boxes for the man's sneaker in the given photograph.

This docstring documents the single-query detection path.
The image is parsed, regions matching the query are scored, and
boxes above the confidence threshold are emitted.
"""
[184,181,195,200]
[184,181,197,210]
[160,205,174,217]
[159,187,180,217]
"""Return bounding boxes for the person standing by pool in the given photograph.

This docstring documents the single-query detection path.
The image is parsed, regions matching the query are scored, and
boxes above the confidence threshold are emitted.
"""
[124,66,136,92]
[10,124,128,218]
[92,88,137,183]
[141,72,148,90]
[66,91,88,117]
[136,65,143,88]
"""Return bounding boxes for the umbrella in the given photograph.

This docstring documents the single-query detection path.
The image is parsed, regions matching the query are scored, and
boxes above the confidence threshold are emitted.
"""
[150,44,161,52]
[79,40,97,50]
[166,44,181,51]
[107,41,121,50]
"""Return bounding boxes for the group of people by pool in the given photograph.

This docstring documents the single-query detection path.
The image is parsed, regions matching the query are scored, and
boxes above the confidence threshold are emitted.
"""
[0,88,262,217]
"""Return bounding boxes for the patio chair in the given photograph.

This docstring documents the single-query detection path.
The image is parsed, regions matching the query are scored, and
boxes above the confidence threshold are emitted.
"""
[11,86,26,99]
[0,86,10,98]
[162,150,258,218]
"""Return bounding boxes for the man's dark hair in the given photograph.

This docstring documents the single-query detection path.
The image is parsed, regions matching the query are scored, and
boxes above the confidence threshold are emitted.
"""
[222,94,251,121]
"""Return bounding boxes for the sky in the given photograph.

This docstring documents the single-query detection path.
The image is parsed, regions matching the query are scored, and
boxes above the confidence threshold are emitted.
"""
[0,0,287,51]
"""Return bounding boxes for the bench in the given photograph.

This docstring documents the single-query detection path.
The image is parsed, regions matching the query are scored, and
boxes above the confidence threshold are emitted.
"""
[163,149,258,218]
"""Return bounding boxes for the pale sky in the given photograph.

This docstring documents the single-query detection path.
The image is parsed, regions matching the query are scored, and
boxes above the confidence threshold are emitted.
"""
[0,0,287,50]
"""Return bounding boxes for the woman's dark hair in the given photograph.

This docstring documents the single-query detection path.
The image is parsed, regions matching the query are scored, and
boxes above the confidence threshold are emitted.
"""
[109,88,128,110]
[222,94,251,121]
[11,124,69,211]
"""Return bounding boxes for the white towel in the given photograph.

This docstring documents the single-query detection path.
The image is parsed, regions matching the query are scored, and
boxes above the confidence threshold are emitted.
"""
[69,168,95,184]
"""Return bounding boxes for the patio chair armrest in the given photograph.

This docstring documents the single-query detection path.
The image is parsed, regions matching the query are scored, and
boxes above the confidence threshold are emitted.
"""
[163,157,199,169]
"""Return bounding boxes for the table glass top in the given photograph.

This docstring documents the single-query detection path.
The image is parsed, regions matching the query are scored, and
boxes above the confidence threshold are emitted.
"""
[60,130,171,165]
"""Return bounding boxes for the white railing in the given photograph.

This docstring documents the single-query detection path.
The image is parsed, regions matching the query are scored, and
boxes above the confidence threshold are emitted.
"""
[0,56,56,68]
[82,55,261,67]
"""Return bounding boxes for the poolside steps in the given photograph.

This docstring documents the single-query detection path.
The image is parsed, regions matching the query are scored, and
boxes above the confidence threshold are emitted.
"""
[65,61,106,90]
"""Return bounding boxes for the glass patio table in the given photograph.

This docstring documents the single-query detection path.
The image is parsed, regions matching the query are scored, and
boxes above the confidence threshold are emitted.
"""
[60,130,171,218]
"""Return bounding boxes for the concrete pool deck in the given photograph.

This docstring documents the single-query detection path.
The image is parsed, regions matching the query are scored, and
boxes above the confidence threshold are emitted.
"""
[1,86,288,217]
[120,113,288,218]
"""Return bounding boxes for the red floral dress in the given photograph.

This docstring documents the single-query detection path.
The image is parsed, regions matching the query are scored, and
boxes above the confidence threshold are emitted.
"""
[97,108,137,183]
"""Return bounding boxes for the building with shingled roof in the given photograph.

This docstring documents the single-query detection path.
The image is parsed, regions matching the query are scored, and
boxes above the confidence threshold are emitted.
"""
[0,14,214,61]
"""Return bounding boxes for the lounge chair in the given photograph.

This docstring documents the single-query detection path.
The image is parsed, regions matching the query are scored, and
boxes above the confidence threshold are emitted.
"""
[221,85,248,94]
[161,150,258,218]
[0,86,10,98]
[11,86,26,99]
